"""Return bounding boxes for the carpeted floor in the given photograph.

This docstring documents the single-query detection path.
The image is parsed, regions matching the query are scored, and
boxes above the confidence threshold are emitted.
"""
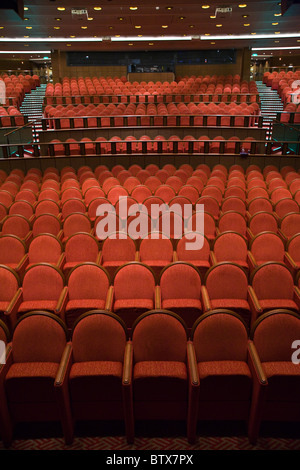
[1,421,300,451]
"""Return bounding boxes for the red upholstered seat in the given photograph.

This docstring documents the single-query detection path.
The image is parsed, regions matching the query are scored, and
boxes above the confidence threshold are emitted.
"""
[0,311,72,447]
[64,263,110,329]
[202,262,252,327]
[211,232,249,274]
[111,262,156,328]
[249,262,300,324]
[187,309,262,444]
[130,310,193,438]
[100,234,137,279]
[249,309,300,443]
[17,264,66,321]
[158,262,202,327]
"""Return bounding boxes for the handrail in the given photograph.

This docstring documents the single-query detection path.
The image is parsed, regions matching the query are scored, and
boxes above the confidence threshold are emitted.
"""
[40,114,263,130]
[0,137,297,160]
[3,119,40,137]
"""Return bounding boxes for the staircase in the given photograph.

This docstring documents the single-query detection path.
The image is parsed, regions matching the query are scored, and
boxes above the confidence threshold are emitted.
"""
[20,83,47,142]
[255,80,284,139]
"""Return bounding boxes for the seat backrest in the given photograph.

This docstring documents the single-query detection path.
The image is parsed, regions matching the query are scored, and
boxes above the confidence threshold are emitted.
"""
[2,215,31,238]
[248,211,278,236]
[0,235,26,264]
[12,312,68,363]
[22,264,64,301]
[101,235,136,262]
[218,211,247,236]
[281,213,300,238]
[63,213,91,238]
[251,262,294,299]
[68,263,110,300]
[29,234,63,264]
[191,310,249,362]
[251,310,300,362]
[65,232,99,262]
[250,232,285,262]
[71,311,127,362]
[113,262,155,300]
[32,214,61,237]
[132,310,187,363]
[160,262,201,300]
[205,263,248,299]
[213,232,247,261]
[139,234,173,261]
[176,232,210,261]
[0,265,20,302]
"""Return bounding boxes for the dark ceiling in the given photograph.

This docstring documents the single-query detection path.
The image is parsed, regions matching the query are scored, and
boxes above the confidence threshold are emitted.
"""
[0,0,299,60]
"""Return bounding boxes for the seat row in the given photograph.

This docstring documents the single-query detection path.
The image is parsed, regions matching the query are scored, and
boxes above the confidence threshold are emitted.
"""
[0,307,299,447]
[47,136,258,156]
[1,254,300,333]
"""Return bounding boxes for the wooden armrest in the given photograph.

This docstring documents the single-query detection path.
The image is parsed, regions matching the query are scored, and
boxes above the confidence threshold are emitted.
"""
[135,251,140,262]
[122,341,133,386]
[209,251,217,265]
[105,285,114,310]
[247,251,257,272]
[55,342,73,387]
[187,341,199,387]
[55,286,68,318]
[247,341,267,385]
[200,285,211,312]
[57,252,66,271]
[155,285,161,308]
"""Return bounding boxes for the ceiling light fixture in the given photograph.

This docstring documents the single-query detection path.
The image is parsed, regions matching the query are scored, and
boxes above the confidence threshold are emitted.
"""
[238,4,247,7]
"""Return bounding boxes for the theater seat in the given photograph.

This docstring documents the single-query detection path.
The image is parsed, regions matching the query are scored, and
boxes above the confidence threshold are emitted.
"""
[59,310,134,444]
[0,311,73,447]
[64,263,111,330]
[158,262,202,328]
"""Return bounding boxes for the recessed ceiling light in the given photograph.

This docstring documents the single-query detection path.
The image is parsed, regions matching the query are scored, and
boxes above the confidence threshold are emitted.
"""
[204,33,210,36]
[210,15,216,18]
[24,7,28,10]
[0,27,3,29]
[115,35,120,37]
[24,18,29,20]
[87,17,94,20]
[93,7,102,10]
[166,6,173,10]
[149,42,154,45]
[211,41,215,44]
[202,5,210,9]
[129,6,138,10]
[57,7,65,11]
[162,25,168,28]
[251,32,256,35]
[70,35,76,38]
[118,17,124,20]
[179,16,185,19]
[66,44,71,46]
[54,26,60,29]
[216,24,222,27]
[81,26,87,29]
[128,43,133,45]
[135,25,142,28]
[244,23,250,26]
[275,31,281,34]
[272,22,279,25]
[55,18,61,21]
[26,26,32,29]
[242,15,249,18]
[239,4,247,7]
[24,35,29,38]
[189,25,195,28]
[274,13,282,16]
[138,34,143,37]
[274,40,280,42]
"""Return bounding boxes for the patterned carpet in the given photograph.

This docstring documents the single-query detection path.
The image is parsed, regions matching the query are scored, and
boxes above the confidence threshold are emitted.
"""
[1,421,300,451]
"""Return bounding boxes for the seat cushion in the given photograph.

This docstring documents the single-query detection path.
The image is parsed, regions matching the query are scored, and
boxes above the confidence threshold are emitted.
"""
[133,361,187,401]
[259,299,298,312]
[210,298,250,311]
[198,360,252,401]
[5,362,59,403]
[262,361,300,401]
[114,299,153,311]
[66,299,106,311]
[162,299,202,310]
[0,301,10,312]
[18,300,58,313]
[69,361,123,401]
